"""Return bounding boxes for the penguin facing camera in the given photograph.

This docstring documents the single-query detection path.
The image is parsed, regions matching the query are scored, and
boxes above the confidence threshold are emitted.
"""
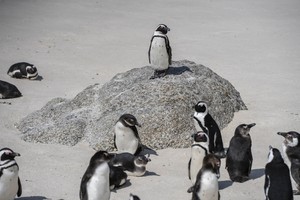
[148,24,172,79]
[114,114,143,155]
[188,131,209,188]
[193,101,226,158]
[7,62,39,80]
[80,150,114,200]
[264,145,293,200]
[0,80,22,99]
[192,154,221,200]
[226,123,256,183]
[0,148,22,200]
[109,152,151,177]
[278,131,300,195]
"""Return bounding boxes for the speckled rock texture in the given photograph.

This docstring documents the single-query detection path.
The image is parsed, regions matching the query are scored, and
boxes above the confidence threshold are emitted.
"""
[17,60,247,150]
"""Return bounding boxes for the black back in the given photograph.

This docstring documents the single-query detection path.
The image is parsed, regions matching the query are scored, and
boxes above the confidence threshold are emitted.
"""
[0,80,22,99]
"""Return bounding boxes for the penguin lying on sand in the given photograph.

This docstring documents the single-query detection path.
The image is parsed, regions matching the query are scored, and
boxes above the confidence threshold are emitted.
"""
[226,123,256,183]
[278,131,300,195]
[148,24,172,79]
[0,80,22,99]
[0,148,22,200]
[264,145,293,200]
[7,62,39,80]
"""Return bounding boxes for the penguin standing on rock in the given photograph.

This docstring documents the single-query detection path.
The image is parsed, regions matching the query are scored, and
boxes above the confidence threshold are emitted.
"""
[0,148,22,200]
[193,101,226,158]
[188,131,209,188]
[278,131,300,195]
[114,114,143,155]
[80,150,114,200]
[192,154,221,200]
[264,145,293,200]
[7,62,39,80]
[226,123,256,183]
[148,24,172,79]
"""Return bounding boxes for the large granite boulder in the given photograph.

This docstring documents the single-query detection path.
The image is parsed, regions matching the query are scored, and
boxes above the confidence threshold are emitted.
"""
[17,60,247,150]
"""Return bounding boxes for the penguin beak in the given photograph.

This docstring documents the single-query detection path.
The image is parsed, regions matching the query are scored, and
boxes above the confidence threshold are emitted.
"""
[269,145,273,150]
[136,123,141,127]
[247,123,256,128]
[277,132,288,137]
[167,27,170,31]
[8,151,20,157]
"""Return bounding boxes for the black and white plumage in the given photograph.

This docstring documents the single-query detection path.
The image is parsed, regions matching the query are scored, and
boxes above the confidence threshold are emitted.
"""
[188,131,209,187]
[114,114,143,156]
[278,131,300,195]
[192,154,220,200]
[80,150,114,200]
[7,62,39,80]
[148,24,172,79]
[129,193,141,200]
[0,148,22,200]
[193,101,226,158]
[225,123,256,183]
[109,152,150,177]
[109,165,128,190]
[0,80,22,99]
[264,145,293,200]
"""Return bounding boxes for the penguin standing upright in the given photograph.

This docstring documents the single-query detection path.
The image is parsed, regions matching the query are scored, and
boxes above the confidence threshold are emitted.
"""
[80,150,114,200]
[0,148,22,200]
[192,154,221,200]
[278,131,300,195]
[148,24,172,79]
[114,114,143,155]
[226,123,256,183]
[264,145,293,200]
[193,101,226,158]
[188,131,209,187]
[7,62,39,80]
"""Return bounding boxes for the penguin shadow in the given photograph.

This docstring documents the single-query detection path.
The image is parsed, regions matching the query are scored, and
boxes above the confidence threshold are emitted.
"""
[219,180,233,190]
[167,66,192,76]
[250,168,265,180]
[16,196,49,200]
[33,75,43,81]
[143,170,160,177]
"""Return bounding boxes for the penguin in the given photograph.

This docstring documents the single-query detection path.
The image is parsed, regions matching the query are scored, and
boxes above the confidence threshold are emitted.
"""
[264,145,293,200]
[193,101,226,158]
[109,165,128,190]
[225,123,256,183]
[148,24,172,79]
[114,114,143,156]
[0,80,22,99]
[109,152,150,177]
[188,131,209,188]
[0,148,22,200]
[7,62,39,80]
[192,154,221,200]
[129,193,141,200]
[278,131,300,195]
[80,150,114,200]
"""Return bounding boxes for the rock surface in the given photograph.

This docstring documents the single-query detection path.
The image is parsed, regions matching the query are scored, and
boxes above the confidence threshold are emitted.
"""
[17,60,247,150]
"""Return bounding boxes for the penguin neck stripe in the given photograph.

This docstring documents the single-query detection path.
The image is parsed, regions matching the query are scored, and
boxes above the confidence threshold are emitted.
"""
[192,144,208,155]
[0,160,17,172]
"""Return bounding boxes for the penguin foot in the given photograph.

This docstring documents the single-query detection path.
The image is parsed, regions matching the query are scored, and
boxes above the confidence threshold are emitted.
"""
[187,186,194,193]
[150,69,168,79]
[293,190,300,195]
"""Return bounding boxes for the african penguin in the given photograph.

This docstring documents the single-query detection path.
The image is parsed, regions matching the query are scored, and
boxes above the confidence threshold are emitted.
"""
[7,62,39,80]
[264,145,293,200]
[0,80,22,99]
[192,154,221,200]
[129,193,141,200]
[188,131,209,189]
[193,101,226,158]
[109,152,150,177]
[0,148,22,200]
[114,114,143,156]
[80,150,114,200]
[278,131,300,195]
[109,165,128,190]
[225,123,256,183]
[148,24,172,79]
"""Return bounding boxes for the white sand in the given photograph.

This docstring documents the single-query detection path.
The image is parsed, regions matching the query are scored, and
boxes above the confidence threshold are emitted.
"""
[0,0,300,199]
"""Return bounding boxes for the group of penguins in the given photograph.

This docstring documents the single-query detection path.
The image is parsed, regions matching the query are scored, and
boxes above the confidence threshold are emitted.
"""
[0,24,300,200]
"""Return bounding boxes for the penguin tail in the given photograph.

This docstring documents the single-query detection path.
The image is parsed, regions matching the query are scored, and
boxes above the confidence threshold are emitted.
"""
[140,144,158,156]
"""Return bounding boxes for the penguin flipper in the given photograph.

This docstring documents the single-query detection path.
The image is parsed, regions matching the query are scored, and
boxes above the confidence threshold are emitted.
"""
[113,133,117,149]
[17,177,22,197]
[80,173,91,200]
[188,158,191,180]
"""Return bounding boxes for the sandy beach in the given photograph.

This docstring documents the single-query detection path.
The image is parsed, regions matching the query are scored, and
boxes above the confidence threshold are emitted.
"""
[0,0,300,199]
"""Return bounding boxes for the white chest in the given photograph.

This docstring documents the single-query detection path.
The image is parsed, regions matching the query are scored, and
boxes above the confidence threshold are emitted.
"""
[190,147,206,184]
[150,37,169,70]
[193,112,206,131]
[197,171,219,200]
[115,122,138,154]
[0,165,19,200]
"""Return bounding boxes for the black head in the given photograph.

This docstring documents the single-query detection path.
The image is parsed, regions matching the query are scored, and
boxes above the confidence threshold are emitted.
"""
[129,193,141,200]
[267,145,284,164]
[277,131,300,147]
[202,154,221,177]
[134,155,150,166]
[89,150,114,165]
[192,131,208,143]
[234,123,256,137]
[118,114,141,127]
[0,147,20,161]
[155,24,170,34]
[194,101,207,113]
